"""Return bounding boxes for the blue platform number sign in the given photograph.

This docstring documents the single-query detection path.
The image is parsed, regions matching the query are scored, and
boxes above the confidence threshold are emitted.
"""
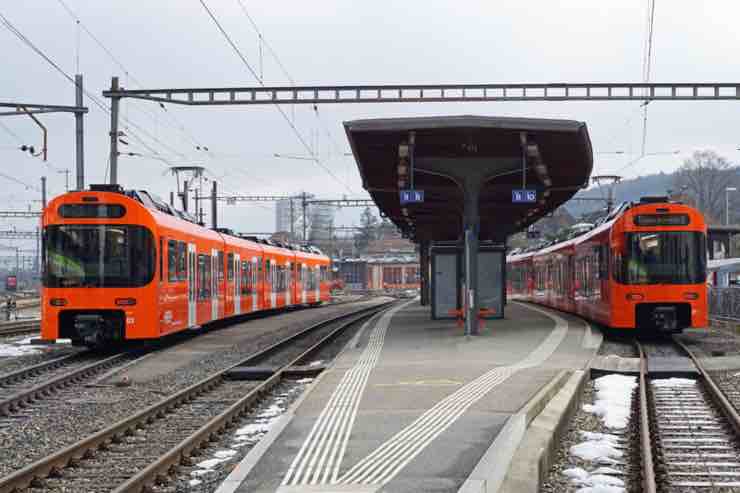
[512,189,537,203]
[399,189,424,204]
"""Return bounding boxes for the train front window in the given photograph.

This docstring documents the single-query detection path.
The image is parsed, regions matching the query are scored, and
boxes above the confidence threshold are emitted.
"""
[44,225,155,288]
[619,231,706,284]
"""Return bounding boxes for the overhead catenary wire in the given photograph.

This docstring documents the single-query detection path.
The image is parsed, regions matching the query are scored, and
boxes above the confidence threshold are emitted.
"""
[640,0,657,157]
[198,0,355,194]
[0,10,185,166]
[53,0,283,198]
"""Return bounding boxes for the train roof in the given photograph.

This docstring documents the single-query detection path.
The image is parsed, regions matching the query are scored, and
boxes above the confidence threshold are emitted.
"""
[51,185,329,260]
[507,197,699,262]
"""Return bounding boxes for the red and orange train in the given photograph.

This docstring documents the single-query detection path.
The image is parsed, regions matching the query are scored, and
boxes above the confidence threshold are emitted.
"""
[507,197,708,332]
[41,185,331,346]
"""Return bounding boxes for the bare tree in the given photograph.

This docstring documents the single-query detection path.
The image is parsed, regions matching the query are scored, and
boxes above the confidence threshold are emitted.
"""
[673,150,739,223]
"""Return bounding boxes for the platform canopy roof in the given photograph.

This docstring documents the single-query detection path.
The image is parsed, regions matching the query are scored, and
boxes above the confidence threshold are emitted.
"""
[345,115,593,242]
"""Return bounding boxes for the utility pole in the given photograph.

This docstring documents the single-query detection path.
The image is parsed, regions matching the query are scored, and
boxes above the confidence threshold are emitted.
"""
[302,192,308,243]
[75,74,85,190]
[290,198,295,242]
[591,175,621,213]
[35,226,40,279]
[41,176,47,208]
[57,168,70,191]
[211,181,217,229]
[194,187,201,224]
[108,76,120,185]
[169,191,174,207]
[182,179,189,212]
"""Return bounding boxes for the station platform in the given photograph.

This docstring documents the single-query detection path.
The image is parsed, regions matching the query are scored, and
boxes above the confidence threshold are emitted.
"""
[219,300,599,493]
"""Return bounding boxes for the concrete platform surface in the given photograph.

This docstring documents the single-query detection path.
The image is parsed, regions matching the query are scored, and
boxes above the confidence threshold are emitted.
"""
[223,300,596,493]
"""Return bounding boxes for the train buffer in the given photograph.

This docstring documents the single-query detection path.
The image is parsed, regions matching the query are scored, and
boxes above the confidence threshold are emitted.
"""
[448,308,496,329]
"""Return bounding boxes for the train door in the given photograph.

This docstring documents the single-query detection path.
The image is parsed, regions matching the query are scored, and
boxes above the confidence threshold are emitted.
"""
[234,253,241,315]
[286,261,292,306]
[301,264,307,304]
[315,266,320,301]
[252,257,259,311]
[265,258,274,308]
[211,248,218,321]
[188,243,196,327]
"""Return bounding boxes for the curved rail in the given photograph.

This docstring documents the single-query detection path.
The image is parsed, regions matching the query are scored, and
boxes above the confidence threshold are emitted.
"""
[0,301,393,493]
[635,341,658,493]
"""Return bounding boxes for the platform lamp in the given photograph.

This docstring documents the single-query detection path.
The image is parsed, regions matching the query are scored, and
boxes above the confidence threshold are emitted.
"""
[726,187,737,225]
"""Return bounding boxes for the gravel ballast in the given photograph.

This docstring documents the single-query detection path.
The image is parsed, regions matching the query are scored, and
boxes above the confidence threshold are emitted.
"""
[0,299,388,479]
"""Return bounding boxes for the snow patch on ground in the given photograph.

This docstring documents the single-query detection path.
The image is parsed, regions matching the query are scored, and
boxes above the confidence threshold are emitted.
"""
[0,336,45,357]
[570,439,623,462]
[582,374,636,429]
[651,377,696,388]
[561,375,636,493]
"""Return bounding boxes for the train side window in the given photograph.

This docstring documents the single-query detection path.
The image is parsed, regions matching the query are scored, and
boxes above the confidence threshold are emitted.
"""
[599,245,609,280]
[167,240,177,282]
[227,253,234,281]
[177,242,187,281]
[197,254,206,299]
[217,251,224,281]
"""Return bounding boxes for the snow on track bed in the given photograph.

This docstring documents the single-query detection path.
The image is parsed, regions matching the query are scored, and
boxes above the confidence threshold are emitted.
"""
[0,339,78,376]
[542,375,640,493]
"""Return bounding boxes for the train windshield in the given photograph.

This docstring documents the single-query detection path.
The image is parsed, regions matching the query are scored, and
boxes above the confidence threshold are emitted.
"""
[620,231,706,284]
[43,225,155,288]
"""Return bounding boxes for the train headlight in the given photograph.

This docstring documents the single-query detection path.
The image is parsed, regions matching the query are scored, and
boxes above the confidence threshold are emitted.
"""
[626,293,644,301]
[683,292,699,300]
[115,298,137,306]
[49,298,68,307]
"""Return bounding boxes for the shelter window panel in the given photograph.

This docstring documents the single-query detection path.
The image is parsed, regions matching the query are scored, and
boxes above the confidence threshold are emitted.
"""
[227,253,234,281]
[167,239,177,282]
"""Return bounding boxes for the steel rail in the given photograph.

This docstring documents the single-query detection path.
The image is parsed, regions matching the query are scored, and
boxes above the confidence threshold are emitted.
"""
[674,338,740,438]
[114,302,392,493]
[0,351,82,388]
[0,352,126,416]
[635,341,658,493]
[0,301,391,493]
[0,319,40,337]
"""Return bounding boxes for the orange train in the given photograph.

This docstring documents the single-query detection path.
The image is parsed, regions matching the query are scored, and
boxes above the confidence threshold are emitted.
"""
[506,197,708,332]
[41,185,331,346]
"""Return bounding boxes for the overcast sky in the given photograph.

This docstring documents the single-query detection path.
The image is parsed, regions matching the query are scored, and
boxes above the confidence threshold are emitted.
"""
[2,1,740,245]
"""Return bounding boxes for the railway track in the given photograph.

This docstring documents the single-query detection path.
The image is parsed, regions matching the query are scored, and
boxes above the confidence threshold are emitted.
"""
[0,301,393,493]
[0,351,133,417]
[0,319,40,338]
[637,338,740,492]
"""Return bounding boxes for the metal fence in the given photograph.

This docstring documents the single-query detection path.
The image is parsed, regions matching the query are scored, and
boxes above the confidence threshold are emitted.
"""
[708,287,740,321]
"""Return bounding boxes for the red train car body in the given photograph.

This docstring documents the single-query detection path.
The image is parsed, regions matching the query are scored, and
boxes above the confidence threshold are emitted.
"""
[507,198,708,332]
[41,186,331,345]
